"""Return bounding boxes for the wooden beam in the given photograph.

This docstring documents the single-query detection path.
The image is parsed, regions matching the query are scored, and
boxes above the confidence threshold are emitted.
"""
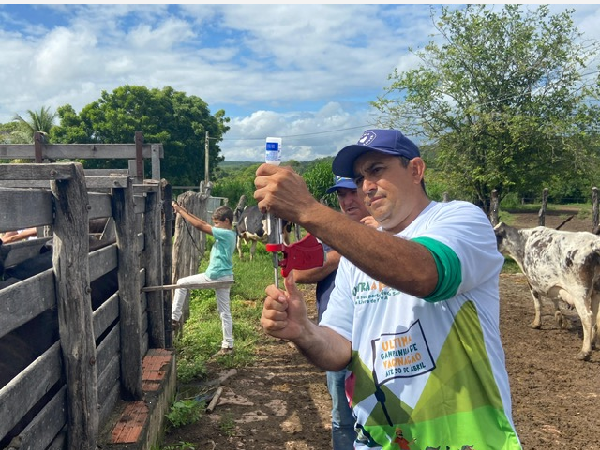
[0,162,77,180]
[141,281,234,292]
[0,143,162,160]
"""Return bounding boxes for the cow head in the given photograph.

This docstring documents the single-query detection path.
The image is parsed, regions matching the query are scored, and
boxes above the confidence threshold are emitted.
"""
[493,221,523,259]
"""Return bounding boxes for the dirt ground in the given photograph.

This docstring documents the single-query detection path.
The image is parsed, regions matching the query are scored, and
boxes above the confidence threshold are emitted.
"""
[163,208,600,450]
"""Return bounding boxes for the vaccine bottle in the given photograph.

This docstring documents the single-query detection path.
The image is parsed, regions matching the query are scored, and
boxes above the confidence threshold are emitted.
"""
[265,137,282,165]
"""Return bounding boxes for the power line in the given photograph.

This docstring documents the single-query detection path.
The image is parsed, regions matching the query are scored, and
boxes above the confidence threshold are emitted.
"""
[217,124,375,142]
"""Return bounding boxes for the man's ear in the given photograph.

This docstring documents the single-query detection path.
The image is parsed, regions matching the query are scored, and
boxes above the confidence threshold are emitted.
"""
[410,157,426,183]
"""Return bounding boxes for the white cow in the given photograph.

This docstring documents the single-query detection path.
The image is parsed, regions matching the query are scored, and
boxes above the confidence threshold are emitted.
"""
[494,222,600,360]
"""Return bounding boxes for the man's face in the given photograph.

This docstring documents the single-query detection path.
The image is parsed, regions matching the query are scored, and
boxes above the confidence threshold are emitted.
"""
[336,187,369,222]
[352,151,425,234]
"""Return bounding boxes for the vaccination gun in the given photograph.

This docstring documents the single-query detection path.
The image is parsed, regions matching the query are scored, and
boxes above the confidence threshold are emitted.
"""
[264,137,324,288]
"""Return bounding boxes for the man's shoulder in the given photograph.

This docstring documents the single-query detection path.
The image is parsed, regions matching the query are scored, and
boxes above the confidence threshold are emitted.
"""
[427,200,487,222]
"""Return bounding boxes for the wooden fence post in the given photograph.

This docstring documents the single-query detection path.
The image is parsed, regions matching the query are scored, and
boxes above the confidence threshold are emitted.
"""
[538,188,548,226]
[161,180,174,348]
[171,191,211,326]
[490,190,499,226]
[143,183,165,348]
[592,187,599,231]
[112,177,143,400]
[52,162,98,450]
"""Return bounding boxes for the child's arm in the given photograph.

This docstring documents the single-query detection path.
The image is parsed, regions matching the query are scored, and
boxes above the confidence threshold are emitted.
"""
[172,202,213,236]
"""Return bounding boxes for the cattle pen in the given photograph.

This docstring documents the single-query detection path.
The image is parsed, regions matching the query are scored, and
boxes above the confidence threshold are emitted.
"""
[0,136,181,450]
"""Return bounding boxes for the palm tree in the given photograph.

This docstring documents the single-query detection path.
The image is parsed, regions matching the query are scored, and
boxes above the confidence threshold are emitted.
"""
[12,106,57,143]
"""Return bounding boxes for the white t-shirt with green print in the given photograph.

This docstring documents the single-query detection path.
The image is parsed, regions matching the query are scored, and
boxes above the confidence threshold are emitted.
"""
[321,200,521,450]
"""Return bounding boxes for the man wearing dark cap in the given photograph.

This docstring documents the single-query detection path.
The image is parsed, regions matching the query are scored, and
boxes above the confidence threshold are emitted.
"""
[254,129,521,449]
[294,175,377,450]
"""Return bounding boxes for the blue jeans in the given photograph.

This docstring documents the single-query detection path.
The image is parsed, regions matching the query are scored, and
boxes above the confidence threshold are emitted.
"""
[326,370,356,449]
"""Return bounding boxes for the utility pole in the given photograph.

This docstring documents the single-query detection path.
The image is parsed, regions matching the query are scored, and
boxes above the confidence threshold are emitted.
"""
[204,131,209,183]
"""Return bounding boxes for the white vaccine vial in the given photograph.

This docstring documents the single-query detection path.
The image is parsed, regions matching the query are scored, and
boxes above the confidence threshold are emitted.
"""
[265,137,282,165]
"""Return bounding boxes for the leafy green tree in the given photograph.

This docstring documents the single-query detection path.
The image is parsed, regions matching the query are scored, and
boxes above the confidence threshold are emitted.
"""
[372,5,600,212]
[12,105,57,143]
[0,121,28,145]
[51,86,230,187]
[212,163,261,207]
[302,159,337,207]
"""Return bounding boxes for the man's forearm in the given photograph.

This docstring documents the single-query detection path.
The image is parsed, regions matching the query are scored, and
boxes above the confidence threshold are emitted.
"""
[292,323,351,371]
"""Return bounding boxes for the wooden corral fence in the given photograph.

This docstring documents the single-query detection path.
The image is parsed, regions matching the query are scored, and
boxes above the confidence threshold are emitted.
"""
[0,136,177,450]
[480,187,599,231]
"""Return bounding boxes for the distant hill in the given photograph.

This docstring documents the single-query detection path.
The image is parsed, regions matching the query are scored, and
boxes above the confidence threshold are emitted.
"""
[218,158,333,175]
[218,160,258,170]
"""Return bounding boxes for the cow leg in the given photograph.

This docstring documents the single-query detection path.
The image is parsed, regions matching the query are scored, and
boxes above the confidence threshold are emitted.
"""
[560,289,593,361]
[237,237,244,260]
[530,290,543,329]
[550,298,565,329]
[592,290,600,350]
[250,240,257,261]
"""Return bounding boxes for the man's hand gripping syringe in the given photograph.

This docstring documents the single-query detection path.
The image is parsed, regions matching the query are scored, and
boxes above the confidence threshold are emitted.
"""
[254,160,353,372]
[263,138,324,289]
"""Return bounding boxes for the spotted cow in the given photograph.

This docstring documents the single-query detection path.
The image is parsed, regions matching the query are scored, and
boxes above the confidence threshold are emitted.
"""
[494,222,600,360]
[233,205,294,261]
[233,205,267,261]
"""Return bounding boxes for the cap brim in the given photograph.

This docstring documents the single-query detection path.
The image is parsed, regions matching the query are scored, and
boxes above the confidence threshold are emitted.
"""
[332,145,400,178]
[325,178,357,194]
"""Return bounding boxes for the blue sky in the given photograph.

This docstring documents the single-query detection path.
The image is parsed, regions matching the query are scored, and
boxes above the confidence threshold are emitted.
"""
[1,3,599,161]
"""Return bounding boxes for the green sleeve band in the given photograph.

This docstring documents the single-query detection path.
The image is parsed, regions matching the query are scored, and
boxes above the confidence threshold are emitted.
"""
[411,236,461,302]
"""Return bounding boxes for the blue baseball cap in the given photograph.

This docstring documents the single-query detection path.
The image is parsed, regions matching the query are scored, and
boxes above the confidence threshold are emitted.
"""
[325,175,357,194]
[332,129,421,177]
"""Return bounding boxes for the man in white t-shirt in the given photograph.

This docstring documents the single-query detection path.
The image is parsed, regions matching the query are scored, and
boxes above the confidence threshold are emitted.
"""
[254,129,521,449]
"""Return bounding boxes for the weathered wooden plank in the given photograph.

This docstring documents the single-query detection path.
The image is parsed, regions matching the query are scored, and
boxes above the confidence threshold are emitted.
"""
[0,270,54,338]
[51,162,98,450]
[97,354,120,410]
[8,386,67,450]
[85,175,130,189]
[89,243,118,282]
[2,237,51,267]
[0,163,77,180]
[161,181,174,348]
[93,292,119,341]
[96,323,120,377]
[0,175,130,190]
[133,194,146,214]
[84,168,129,176]
[98,383,121,432]
[0,189,53,232]
[0,341,62,441]
[47,429,67,450]
[0,144,161,160]
[88,192,113,220]
[144,189,165,348]
[141,331,149,357]
[141,281,234,292]
[0,180,52,188]
[133,181,160,195]
[112,179,143,401]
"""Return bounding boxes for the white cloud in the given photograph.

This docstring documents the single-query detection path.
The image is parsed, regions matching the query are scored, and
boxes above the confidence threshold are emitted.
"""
[219,102,377,161]
[0,4,598,162]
